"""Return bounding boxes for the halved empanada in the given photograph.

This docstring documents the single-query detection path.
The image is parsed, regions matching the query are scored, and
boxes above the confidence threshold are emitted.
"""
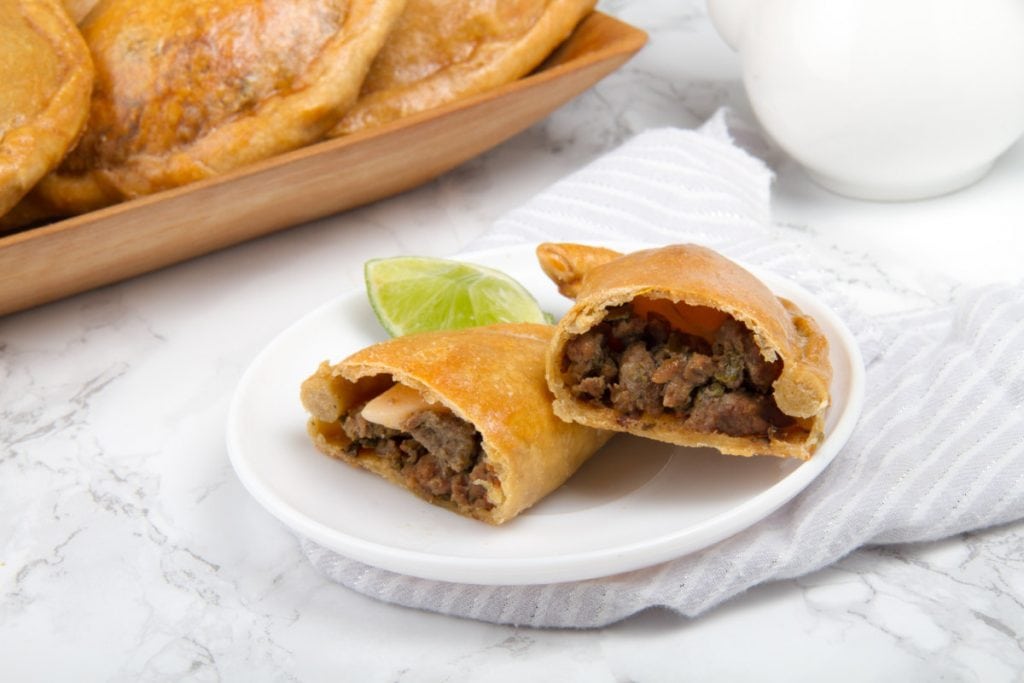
[538,243,832,460]
[300,322,611,524]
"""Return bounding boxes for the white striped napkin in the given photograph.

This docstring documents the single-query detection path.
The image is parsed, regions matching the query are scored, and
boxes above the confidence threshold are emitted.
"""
[302,112,1024,627]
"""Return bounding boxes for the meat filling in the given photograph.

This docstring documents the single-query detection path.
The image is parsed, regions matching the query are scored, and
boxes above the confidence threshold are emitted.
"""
[562,304,794,438]
[340,405,496,510]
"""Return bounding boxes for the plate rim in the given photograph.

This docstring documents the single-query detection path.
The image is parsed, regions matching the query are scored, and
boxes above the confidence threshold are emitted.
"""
[226,242,866,584]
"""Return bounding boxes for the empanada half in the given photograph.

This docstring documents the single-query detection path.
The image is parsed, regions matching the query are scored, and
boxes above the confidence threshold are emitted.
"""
[7,0,406,226]
[538,243,832,460]
[0,0,92,219]
[328,0,595,136]
[300,323,611,524]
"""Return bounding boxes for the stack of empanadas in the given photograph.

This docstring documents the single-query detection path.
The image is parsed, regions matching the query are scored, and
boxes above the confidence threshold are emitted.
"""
[0,0,596,230]
[301,244,834,525]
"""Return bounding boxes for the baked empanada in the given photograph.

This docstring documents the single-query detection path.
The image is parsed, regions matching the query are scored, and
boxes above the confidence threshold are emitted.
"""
[0,0,92,219]
[300,323,611,524]
[7,0,406,226]
[329,0,595,136]
[538,243,832,460]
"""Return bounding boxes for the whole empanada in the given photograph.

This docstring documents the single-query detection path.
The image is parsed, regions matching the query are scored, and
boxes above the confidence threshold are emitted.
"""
[329,0,595,136]
[0,0,92,219]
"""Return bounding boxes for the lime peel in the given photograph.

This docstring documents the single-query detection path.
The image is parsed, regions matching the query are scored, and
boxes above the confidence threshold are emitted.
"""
[365,255,548,337]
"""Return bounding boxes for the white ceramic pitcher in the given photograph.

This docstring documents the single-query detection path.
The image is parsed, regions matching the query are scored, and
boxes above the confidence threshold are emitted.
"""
[708,0,1024,200]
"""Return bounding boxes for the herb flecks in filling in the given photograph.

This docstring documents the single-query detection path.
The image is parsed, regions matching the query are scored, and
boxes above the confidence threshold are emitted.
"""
[561,303,794,438]
[340,403,497,510]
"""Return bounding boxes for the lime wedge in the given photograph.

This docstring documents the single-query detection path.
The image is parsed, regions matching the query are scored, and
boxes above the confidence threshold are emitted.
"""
[365,256,548,337]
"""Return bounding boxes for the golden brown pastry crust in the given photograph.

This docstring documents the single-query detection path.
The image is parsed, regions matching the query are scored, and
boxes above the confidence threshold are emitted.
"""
[60,0,98,23]
[8,0,406,225]
[0,0,92,219]
[328,0,595,136]
[538,243,832,460]
[300,323,611,524]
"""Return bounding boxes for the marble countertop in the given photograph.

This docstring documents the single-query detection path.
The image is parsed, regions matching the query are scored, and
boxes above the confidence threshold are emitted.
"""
[2,1,1023,680]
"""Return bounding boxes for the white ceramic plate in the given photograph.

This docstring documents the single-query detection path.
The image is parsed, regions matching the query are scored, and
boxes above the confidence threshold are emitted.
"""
[227,243,865,585]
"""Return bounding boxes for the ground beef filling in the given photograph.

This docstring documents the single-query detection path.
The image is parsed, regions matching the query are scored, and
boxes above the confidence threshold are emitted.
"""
[340,407,496,510]
[562,305,795,438]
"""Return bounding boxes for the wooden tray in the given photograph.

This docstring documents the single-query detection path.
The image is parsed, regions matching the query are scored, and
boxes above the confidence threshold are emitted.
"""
[0,12,646,317]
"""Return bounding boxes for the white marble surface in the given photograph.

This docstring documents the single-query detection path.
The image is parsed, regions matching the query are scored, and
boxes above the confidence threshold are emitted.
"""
[2,1,1023,680]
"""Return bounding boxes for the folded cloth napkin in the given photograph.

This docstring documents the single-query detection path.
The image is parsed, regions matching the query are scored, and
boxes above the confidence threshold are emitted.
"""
[302,111,1024,628]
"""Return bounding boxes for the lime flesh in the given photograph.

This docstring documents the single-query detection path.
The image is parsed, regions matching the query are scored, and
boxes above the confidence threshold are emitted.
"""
[364,256,548,337]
